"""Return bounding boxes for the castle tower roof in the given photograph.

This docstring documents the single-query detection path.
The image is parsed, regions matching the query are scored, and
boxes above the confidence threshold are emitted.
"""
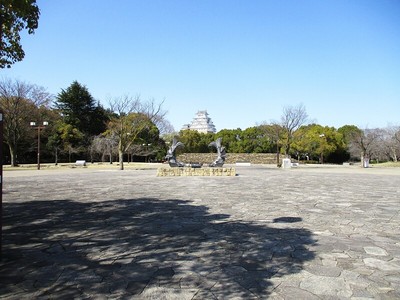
[181,110,216,133]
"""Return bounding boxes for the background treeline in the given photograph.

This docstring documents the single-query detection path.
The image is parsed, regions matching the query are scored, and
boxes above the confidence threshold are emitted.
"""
[169,124,400,165]
[0,79,169,169]
[1,78,399,167]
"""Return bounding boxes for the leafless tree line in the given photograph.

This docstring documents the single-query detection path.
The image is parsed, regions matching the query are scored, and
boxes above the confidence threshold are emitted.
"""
[0,78,52,166]
[268,103,400,165]
[349,126,400,163]
[88,134,161,164]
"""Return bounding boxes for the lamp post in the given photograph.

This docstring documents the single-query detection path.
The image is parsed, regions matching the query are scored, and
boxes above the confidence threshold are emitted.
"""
[142,143,151,162]
[30,121,48,170]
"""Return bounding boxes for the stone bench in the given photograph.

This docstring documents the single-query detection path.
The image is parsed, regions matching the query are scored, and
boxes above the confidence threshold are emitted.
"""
[75,160,86,167]
[236,161,251,166]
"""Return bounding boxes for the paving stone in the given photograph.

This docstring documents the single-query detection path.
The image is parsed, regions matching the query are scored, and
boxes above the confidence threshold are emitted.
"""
[305,265,342,277]
[364,246,388,256]
[211,281,259,299]
[363,258,400,272]
[350,287,374,298]
[138,286,198,299]
[191,289,218,300]
[275,286,320,300]
[126,280,149,295]
[299,275,352,297]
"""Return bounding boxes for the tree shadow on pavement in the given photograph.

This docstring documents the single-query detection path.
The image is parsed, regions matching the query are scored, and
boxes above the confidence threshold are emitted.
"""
[1,198,316,299]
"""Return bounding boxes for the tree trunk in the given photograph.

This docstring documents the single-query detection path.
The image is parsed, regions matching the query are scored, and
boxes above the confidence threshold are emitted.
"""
[119,149,124,170]
[54,147,58,165]
[391,148,397,162]
[118,139,124,170]
[276,144,280,167]
[8,144,17,167]
[284,137,291,158]
[360,153,364,167]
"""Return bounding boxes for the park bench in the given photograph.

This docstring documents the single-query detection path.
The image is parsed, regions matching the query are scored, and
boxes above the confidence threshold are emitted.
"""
[236,161,251,166]
[75,160,86,167]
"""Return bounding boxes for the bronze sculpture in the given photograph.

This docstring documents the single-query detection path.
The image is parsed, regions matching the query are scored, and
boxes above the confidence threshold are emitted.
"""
[166,137,226,168]
[165,137,185,167]
[209,137,226,167]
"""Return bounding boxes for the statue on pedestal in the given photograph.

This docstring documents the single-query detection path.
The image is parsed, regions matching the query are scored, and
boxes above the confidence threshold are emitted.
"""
[165,138,185,167]
[209,138,226,167]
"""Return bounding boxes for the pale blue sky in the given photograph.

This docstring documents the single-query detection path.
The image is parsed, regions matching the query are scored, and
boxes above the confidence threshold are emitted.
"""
[3,0,400,131]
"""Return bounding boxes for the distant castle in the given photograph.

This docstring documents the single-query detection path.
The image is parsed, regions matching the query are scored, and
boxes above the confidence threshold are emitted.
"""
[181,110,217,134]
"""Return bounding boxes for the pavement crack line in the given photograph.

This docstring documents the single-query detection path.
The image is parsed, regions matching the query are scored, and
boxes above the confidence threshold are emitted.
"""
[387,210,400,223]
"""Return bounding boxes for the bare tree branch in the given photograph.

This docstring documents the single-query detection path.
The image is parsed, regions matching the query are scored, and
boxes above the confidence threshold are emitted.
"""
[0,77,52,166]
[107,95,167,170]
[280,103,309,156]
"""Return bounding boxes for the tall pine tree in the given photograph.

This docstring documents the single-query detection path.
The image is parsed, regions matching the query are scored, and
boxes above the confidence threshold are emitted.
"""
[55,81,108,138]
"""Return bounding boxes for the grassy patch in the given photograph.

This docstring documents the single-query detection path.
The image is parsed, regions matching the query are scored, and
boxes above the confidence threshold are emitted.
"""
[371,161,400,168]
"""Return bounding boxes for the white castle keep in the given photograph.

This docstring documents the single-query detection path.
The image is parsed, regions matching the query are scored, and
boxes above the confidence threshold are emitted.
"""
[182,110,217,134]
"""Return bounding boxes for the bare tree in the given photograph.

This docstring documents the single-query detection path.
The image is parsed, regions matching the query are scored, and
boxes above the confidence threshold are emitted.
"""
[127,143,160,163]
[156,118,175,136]
[107,95,167,170]
[280,103,308,156]
[261,123,285,166]
[0,78,51,166]
[127,144,143,162]
[382,126,400,162]
[148,97,174,135]
[394,127,400,145]
[349,128,380,166]
[90,134,118,163]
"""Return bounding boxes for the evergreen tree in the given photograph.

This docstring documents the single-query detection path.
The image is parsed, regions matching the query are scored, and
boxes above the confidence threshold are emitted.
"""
[55,81,108,137]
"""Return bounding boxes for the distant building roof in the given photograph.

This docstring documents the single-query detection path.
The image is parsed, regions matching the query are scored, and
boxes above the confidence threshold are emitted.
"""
[181,110,216,133]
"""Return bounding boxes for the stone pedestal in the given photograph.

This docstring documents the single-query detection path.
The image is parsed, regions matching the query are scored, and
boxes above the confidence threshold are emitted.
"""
[282,158,292,169]
[157,167,236,177]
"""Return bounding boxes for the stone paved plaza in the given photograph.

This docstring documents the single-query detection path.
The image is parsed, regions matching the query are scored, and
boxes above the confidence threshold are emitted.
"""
[1,164,400,299]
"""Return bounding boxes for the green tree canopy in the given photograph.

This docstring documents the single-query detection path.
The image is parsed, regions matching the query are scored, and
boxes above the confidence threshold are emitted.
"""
[291,124,345,163]
[240,126,274,153]
[0,0,40,68]
[178,130,214,153]
[260,123,285,166]
[55,122,85,162]
[215,128,242,153]
[338,125,362,145]
[55,81,109,138]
